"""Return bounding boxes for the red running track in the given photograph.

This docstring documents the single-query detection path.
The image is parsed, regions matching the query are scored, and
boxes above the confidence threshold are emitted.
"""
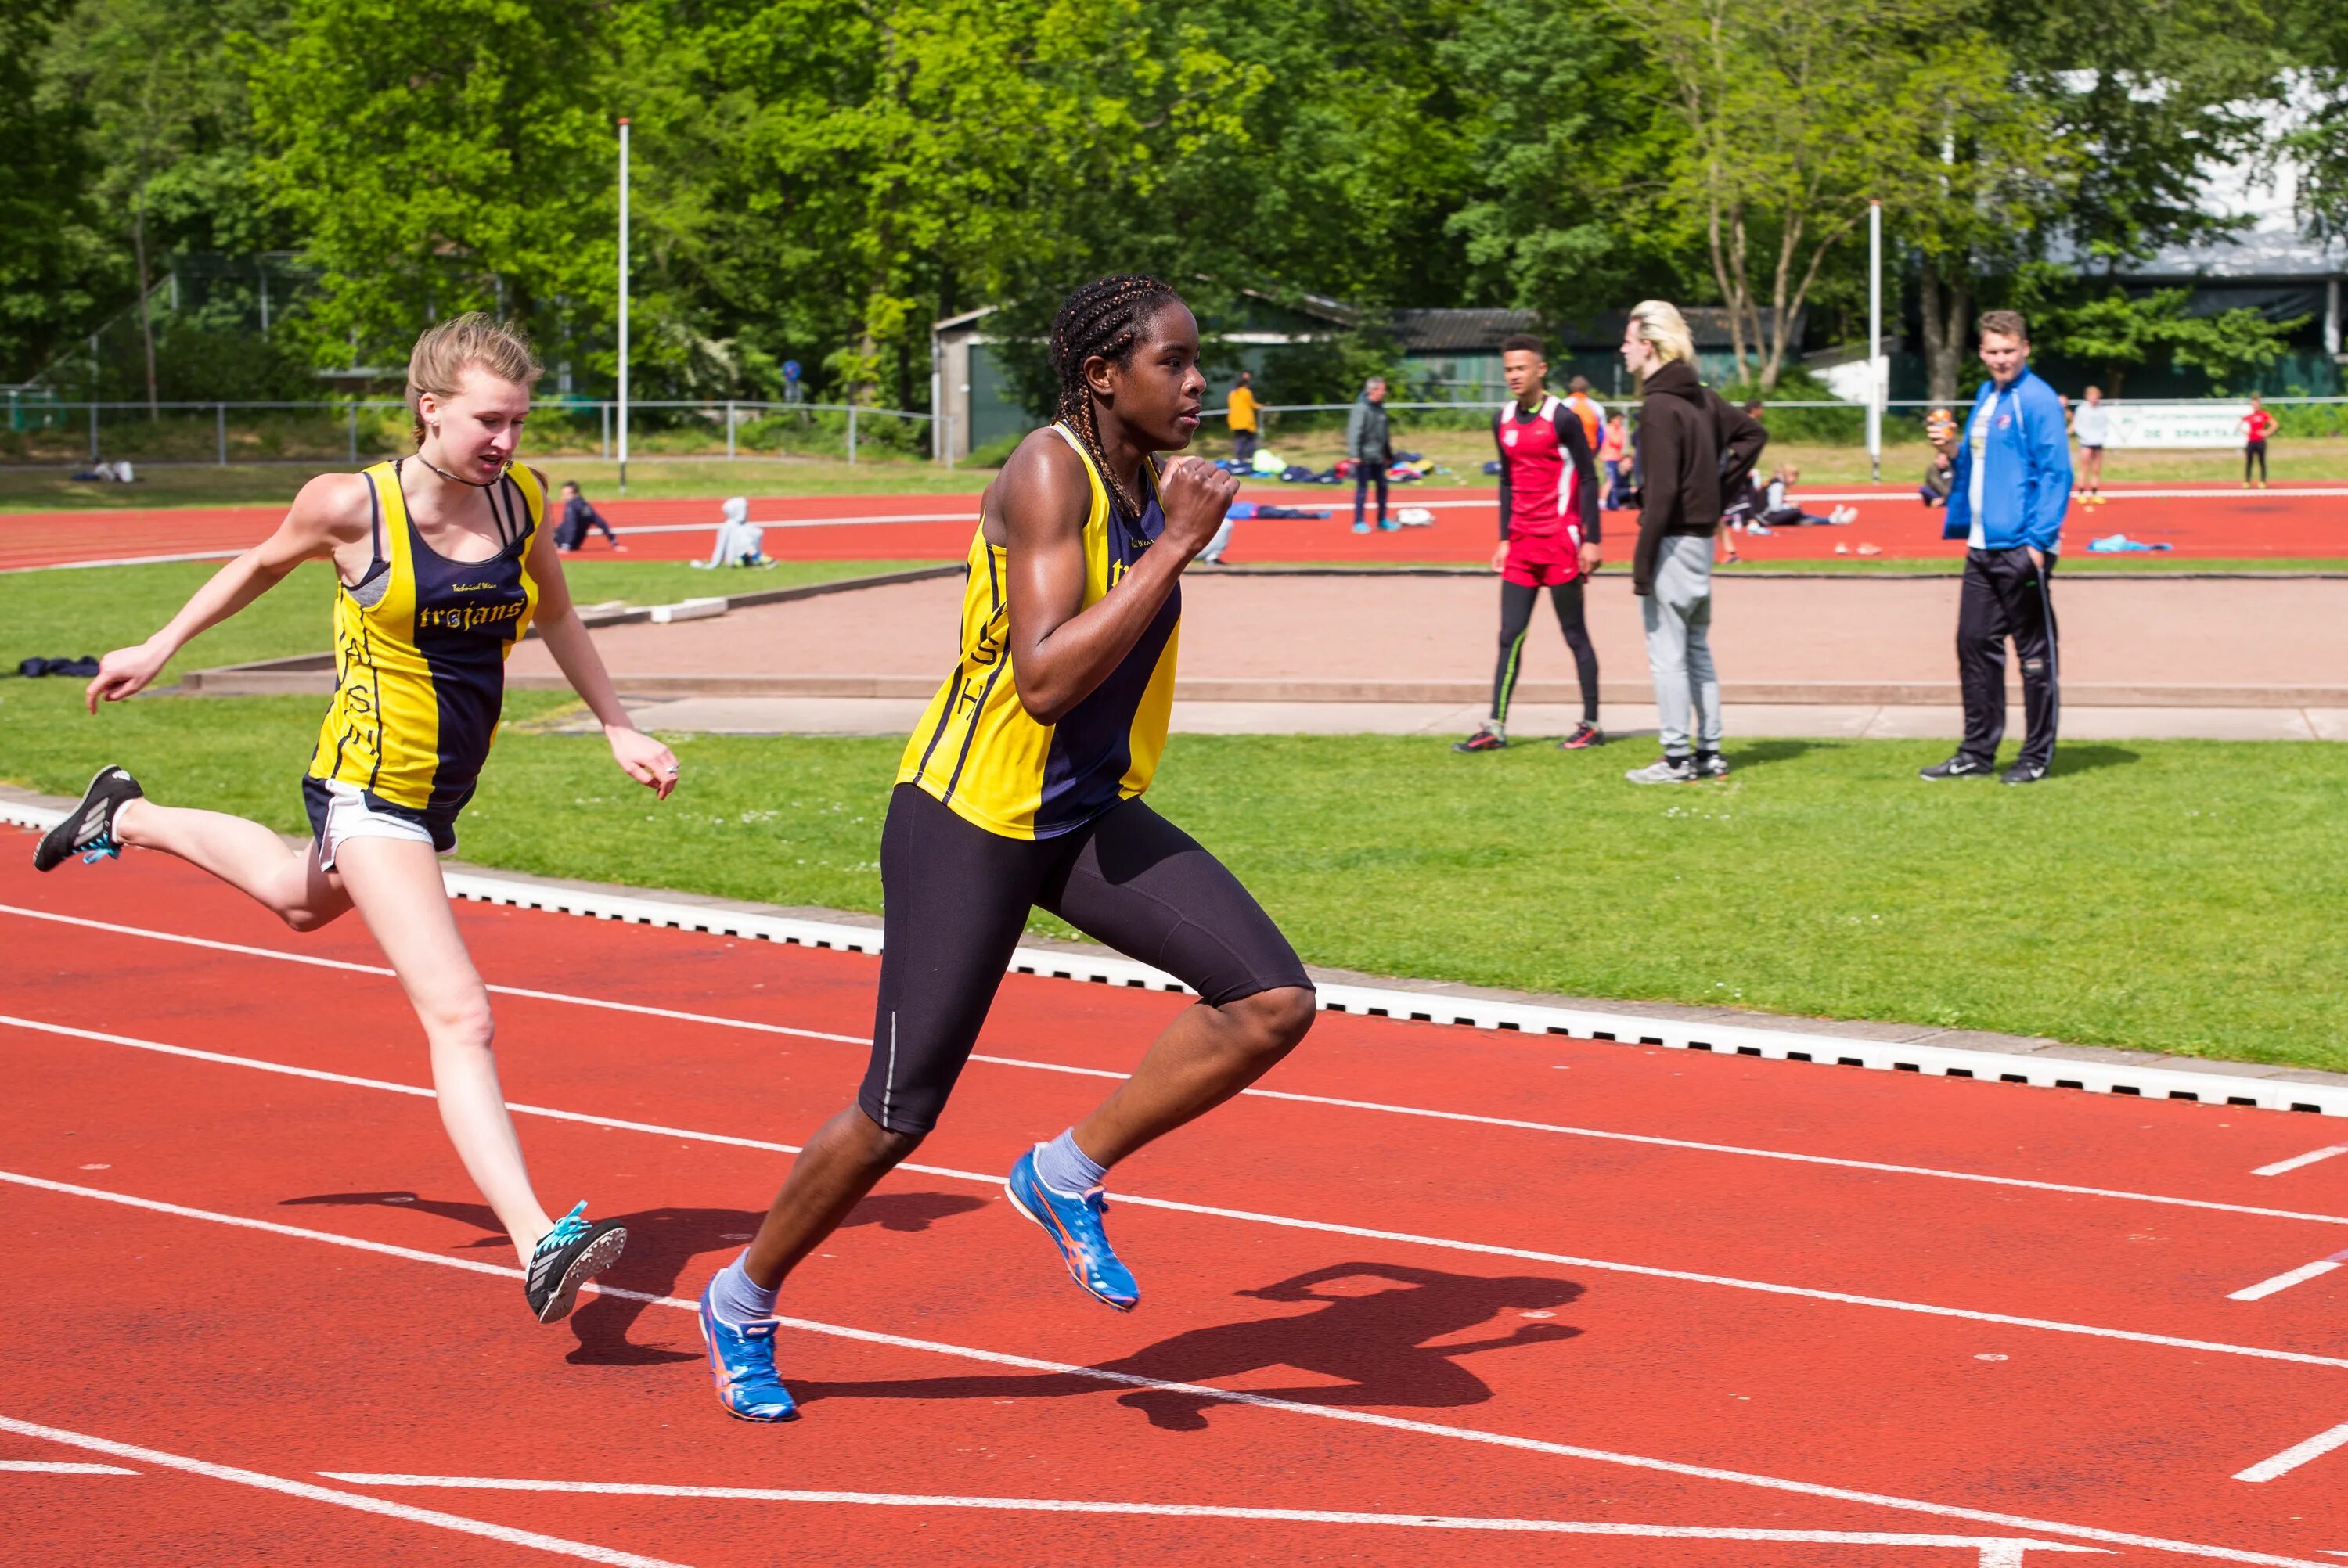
[7,837,2348,1566]
[5,484,2344,570]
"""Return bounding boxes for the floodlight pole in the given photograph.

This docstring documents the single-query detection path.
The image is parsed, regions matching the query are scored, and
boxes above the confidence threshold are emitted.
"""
[617,117,631,495]
[1867,199,1883,483]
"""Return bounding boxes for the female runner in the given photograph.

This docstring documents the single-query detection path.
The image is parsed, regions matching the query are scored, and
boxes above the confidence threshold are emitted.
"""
[697,275,1318,1422]
[37,313,678,1328]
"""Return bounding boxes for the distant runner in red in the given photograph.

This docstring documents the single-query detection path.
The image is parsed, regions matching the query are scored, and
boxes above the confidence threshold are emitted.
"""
[1456,333,1604,753]
[2241,395,2274,489]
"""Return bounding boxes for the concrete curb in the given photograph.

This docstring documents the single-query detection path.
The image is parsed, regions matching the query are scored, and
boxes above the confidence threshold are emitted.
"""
[4,783,2339,1117]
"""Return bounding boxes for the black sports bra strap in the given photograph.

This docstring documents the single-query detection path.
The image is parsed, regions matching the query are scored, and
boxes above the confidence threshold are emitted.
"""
[366,466,385,566]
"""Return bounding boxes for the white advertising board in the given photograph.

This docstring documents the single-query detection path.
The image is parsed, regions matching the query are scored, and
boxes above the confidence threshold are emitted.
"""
[2101,402,2252,450]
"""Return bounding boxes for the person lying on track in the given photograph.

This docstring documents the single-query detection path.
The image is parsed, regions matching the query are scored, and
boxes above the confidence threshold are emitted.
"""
[697,275,1318,1423]
[37,311,677,1331]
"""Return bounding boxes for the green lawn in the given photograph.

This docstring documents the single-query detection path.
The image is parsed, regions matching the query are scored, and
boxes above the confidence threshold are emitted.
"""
[0,559,935,678]
[2,661,2340,1067]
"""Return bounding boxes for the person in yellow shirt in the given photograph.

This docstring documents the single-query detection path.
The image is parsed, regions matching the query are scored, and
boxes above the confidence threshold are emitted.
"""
[1227,370,1259,466]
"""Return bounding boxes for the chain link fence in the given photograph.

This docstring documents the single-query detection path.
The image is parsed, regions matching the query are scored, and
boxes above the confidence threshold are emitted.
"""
[0,397,936,468]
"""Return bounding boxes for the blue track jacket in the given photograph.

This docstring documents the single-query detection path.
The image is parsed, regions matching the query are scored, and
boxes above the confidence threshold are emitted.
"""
[1943,369,2072,553]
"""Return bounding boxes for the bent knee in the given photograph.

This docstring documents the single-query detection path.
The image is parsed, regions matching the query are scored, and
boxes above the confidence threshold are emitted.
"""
[1221,985,1317,1057]
[424,1002,498,1051]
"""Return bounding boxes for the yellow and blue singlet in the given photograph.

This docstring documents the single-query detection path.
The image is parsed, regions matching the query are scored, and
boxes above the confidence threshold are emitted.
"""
[897,425,1181,840]
[306,459,543,831]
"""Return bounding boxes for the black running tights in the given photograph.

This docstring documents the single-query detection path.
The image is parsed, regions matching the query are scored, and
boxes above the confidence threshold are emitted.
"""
[1492,578,1598,725]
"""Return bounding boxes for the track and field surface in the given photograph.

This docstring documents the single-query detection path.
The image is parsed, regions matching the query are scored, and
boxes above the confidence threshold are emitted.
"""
[5,484,2343,570]
[9,836,2348,1566]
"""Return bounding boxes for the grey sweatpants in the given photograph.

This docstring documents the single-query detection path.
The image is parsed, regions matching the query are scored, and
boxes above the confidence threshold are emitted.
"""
[1642,533,1723,755]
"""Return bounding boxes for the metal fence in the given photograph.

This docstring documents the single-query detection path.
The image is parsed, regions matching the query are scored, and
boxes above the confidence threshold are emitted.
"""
[0,397,936,468]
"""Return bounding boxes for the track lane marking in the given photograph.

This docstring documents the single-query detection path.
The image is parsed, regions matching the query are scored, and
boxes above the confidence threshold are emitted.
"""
[2235,1423,2348,1483]
[0,1169,2329,1568]
[9,904,2346,1232]
[0,1415,693,1567]
[0,1459,138,1474]
[315,1474,2102,1558]
[2230,1254,2348,1302]
[2256,1148,2348,1178]
[11,1011,2348,1372]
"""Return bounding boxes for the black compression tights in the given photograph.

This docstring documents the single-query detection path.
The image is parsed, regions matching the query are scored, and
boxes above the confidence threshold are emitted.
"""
[1492,578,1598,725]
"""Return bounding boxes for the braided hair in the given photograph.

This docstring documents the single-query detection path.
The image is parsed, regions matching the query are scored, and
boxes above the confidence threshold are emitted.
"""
[1050,274,1183,520]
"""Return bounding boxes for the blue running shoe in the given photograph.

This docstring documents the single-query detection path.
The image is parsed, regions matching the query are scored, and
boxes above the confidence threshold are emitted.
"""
[1005,1148,1139,1311]
[697,1279,798,1422]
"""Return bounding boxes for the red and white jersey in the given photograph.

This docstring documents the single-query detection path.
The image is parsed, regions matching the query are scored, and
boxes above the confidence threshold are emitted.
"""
[1495,394,1587,543]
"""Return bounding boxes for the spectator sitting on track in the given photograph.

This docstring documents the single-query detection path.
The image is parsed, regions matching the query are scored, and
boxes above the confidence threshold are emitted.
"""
[1346,377,1395,534]
[695,496,771,569]
[1599,412,1631,509]
[555,480,626,552]
[1760,464,1855,527]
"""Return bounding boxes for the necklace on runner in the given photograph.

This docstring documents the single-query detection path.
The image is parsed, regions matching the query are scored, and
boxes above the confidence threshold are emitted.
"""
[418,452,504,489]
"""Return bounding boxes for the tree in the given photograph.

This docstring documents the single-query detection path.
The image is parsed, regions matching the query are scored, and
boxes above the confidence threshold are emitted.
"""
[1609,0,2002,390]
[0,0,108,384]
[250,0,624,378]
[38,0,270,412]
[2018,274,2307,394]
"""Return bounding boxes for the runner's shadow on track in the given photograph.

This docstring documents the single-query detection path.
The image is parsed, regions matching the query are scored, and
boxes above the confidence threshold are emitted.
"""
[279,1189,989,1366]
[790,1261,1583,1430]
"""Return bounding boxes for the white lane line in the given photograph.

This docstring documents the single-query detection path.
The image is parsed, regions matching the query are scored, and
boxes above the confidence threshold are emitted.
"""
[2235,1423,2348,1483]
[0,1415,693,1568]
[12,1012,2348,1373]
[0,905,864,1045]
[2256,1148,2348,1178]
[0,1170,2324,1568]
[9,903,2346,1233]
[2230,1254,2348,1302]
[0,1459,138,1474]
[316,1475,2102,1558]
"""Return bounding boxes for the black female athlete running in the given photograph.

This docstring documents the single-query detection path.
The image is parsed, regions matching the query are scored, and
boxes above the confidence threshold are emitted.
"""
[35,314,677,1329]
[697,275,1318,1422]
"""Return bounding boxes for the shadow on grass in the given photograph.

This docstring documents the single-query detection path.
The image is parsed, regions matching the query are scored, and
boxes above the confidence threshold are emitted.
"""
[2050,744,2139,777]
[787,1261,1583,1430]
[281,1188,990,1365]
[1721,738,1827,771]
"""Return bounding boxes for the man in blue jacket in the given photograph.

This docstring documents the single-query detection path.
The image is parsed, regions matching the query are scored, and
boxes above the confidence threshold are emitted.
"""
[1921,309,2071,786]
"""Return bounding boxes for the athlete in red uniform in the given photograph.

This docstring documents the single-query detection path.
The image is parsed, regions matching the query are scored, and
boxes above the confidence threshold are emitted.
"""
[2241,395,2274,489]
[1456,333,1605,753]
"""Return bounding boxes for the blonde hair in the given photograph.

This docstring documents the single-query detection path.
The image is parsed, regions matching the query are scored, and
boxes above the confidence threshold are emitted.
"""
[1627,300,1695,367]
[407,312,542,447]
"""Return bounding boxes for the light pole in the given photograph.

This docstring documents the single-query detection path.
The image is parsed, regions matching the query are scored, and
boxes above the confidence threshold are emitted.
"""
[1867,199,1883,484]
[617,117,631,494]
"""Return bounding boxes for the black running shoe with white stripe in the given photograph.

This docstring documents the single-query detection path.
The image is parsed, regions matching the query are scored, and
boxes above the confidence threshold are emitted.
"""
[524,1202,628,1325]
[34,765,143,872]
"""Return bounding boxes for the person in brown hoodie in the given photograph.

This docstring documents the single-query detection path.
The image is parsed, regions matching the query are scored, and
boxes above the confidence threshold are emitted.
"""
[1620,301,1766,782]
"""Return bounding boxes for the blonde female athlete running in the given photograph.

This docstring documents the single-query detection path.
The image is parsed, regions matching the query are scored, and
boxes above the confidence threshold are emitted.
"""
[35,313,678,1329]
[697,275,1318,1422]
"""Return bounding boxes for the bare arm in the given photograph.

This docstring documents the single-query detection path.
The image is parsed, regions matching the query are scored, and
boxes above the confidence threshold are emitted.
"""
[523,480,678,799]
[998,433,1233,726]
[85,472,370,712]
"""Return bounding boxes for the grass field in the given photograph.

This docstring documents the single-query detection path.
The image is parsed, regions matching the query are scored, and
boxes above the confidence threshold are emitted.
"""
[5,437,2343,512]
[0,559,935,677]
[6,561,2338,1070]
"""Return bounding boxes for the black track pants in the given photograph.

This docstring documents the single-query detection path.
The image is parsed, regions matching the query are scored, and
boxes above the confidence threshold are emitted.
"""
[1492,578,1598,725]
[1956,546,2059,770]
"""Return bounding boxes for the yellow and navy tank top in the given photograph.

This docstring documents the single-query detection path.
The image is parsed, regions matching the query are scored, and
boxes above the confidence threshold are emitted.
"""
[897,425,1181,840]
[308,459,544,822]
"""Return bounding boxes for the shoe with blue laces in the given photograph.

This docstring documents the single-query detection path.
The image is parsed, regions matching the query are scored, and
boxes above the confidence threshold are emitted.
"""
[522,1201,627,1325]
[1005,1148,1138,1311]
[34,765,142,872]
[697,1278,798,1422]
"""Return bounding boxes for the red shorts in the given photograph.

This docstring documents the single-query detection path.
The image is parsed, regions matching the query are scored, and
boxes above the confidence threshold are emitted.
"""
[1502,530,1582,588]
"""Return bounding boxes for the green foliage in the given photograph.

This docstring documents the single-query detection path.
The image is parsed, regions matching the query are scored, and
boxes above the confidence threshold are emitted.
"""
[2017,268,2310,394]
